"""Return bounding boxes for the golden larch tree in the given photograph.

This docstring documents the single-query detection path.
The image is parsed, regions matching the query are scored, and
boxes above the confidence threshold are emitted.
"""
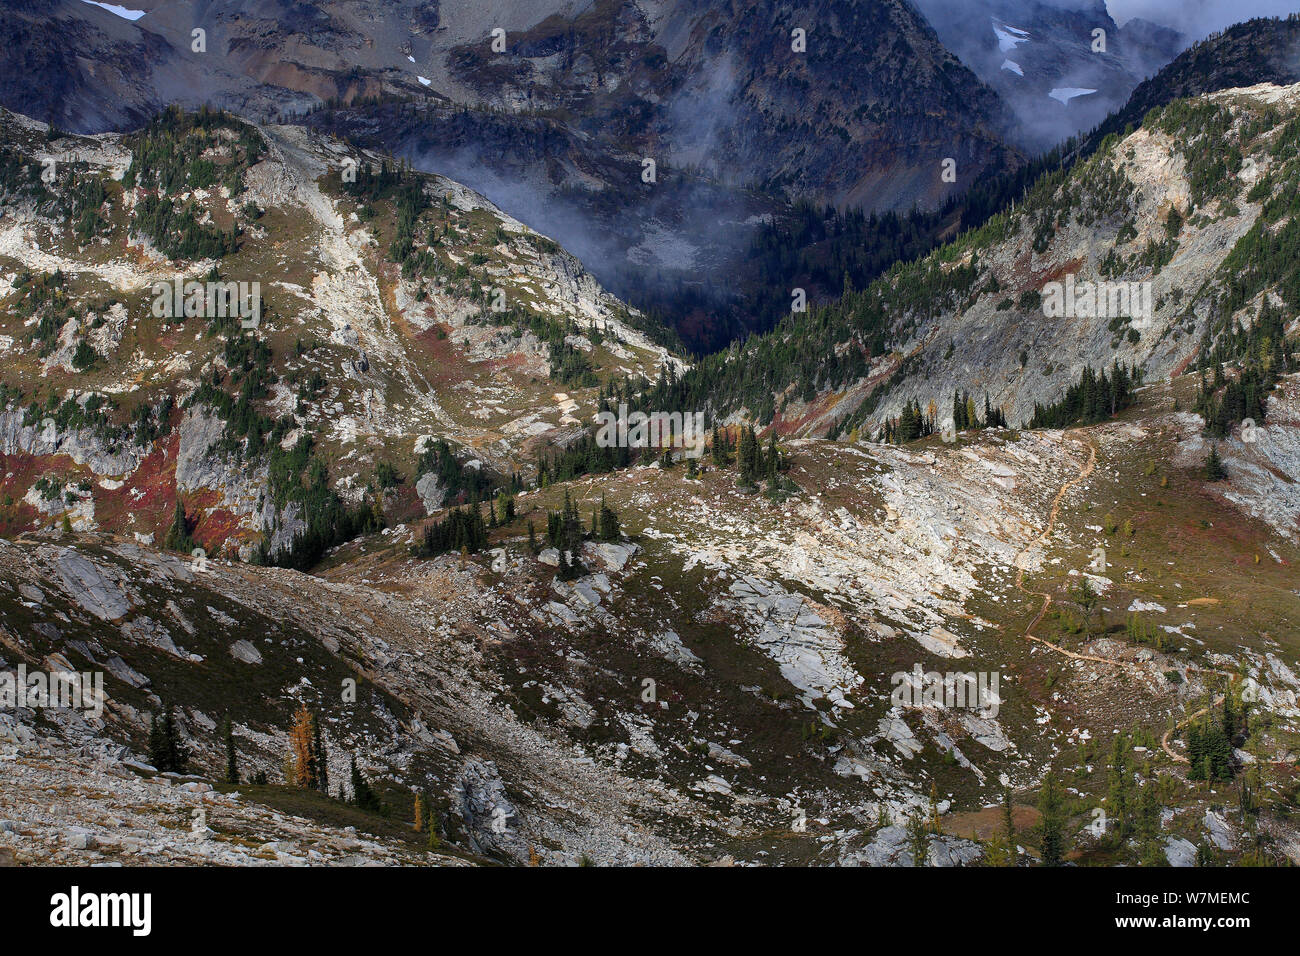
[288,703,315,789]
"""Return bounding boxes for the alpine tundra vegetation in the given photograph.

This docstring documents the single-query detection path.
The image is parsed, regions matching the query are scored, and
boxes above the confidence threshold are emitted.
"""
[0,1,1297,880]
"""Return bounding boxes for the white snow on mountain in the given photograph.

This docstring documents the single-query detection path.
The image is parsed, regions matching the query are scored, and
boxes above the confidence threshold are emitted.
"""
[1049,87,1099,105]
[79,0,146,19]
[993,21,1031,52]
[1001,59,1024,76]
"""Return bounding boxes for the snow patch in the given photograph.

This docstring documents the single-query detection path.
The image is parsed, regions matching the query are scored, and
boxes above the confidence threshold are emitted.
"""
[80,0,146,19]
[1049,88,1098,106]
[993,21,1030,52]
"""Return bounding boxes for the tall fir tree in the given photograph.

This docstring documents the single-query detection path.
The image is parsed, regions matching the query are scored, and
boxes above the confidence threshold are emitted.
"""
[1037,770,1067,866]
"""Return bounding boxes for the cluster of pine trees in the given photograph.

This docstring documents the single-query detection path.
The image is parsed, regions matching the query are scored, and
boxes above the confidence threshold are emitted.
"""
[1125,612,1171,650]
[1097,733,1169,865]
[536,490,622,579]
[542,492,600,577]
[286,702,330,795]
[412,790,444,849]
[123,107,263,261]
[1036,769,1067,866]
[0,143,44,209]
[418,505,489,558]
[283,703,385,812]
[548,336,600,388]
[872,389,1008,445]
[879,399,936,444]
[488,491,516,528]
[545,489,585,576]
[177,325,383,572]
[416,437,498,503]
[256,433,385,571]
[952,390,1007,431]
[186,334,280,455]
[1194,302,1291,438]
[147,704,188,773]
[124,105,264,196]
[132,195,238,261]
[734,425,785,488]
[537,429,632,485]
[1027,362,1140,429]
[62,173,110,246]
[1186,695,1246,782]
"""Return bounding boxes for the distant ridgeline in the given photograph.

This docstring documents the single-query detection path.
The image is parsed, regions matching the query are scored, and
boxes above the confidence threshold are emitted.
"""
[658,18,1300,445]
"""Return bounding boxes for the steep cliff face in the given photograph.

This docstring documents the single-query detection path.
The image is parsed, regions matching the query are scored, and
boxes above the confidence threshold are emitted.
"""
[910,0,1186,152]
[0,0,313,133]
[435,0,1021,211]
[77,0,1019,209]
[0,0,165,131]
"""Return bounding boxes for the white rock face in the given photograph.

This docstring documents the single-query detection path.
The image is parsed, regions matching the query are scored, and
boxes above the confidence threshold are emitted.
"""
[55,551,130,621]
[230,640,263,665]
[415,473,446,514]
[722,574,861,709]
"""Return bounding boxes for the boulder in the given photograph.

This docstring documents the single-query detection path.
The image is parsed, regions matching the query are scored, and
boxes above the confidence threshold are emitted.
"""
[230,640,263,665]
[55,551,130,621]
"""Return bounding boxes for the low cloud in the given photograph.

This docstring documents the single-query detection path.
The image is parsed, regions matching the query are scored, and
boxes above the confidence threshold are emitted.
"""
[1106,0,1299,38]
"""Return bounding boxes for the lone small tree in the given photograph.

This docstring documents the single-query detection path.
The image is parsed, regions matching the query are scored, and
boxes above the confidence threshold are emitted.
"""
[221,718,239,784]
[1204,444,1228,482]
[1071,576,1100,634]
[288,703,316,789]
[597,495,620,542]
[906,811,930,866]
[426,804,441,850]
[164,498,193,552]
[349,755,383,813]
[1037,770,1067,866]
[313,715,329,794]
[1001,780,1016,853]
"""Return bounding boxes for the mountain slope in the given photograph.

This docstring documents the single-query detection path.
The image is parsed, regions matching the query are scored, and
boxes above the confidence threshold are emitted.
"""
[1088,14,1300,147]
[661,81,1300,439]
[4,371,1300,864]
[44,0,1020,212]
[0,106,678,562]
[0,0,1028,349]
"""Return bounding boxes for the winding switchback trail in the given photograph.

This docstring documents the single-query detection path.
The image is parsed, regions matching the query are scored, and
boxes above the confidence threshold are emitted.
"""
[1010,431,1238,764]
